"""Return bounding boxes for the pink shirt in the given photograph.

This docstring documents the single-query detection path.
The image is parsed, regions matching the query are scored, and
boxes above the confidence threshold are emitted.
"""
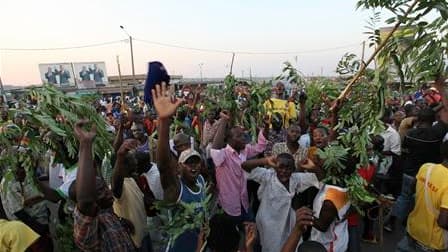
[210,131,267,216]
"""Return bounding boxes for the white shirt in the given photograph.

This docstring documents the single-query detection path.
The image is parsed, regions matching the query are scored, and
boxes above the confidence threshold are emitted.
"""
[311,184,350,252]
[381,125,401,155]
[298,133,311,148]
[248,168,319,252]
[142,163,164,200]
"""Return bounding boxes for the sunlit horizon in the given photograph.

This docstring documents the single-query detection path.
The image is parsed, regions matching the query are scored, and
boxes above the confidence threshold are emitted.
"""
[0,0,381,86]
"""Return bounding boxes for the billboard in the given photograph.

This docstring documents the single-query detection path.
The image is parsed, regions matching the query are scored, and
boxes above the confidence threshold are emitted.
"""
[39,61,108,88]
[39,63,75,87]
[73,62,108,88]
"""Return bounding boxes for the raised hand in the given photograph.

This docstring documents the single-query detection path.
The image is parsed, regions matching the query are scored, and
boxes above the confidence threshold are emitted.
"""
[265,156,277,168]
[300,158,316,170]
[151,82,184,119]
[117,139,139,157]
[74,119,97,143]
[219,110,230,120]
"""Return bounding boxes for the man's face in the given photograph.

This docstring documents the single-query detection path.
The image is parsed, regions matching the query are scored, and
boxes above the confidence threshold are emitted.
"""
[275,83,285,97]
[206,111,216,122]
[229,127,246,151]
[96,178,114,209]
[180,156,201,183]
[132,124,145,140]
[275,158,294,183]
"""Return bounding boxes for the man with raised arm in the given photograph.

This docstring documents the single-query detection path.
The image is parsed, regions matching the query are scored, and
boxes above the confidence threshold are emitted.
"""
[210,108,269,223]
[152,83,207,252]
[72,120,135,251]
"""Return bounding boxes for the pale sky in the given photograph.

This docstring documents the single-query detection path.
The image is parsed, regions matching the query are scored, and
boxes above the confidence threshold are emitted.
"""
[0,0,381,85]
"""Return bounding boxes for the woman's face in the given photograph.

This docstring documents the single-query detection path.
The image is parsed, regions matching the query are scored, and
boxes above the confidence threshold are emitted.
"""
[287,125,301,142]
[312,128,329,149]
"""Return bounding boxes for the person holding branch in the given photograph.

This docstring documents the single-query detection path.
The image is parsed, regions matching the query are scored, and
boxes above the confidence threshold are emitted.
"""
[152,83,207,252]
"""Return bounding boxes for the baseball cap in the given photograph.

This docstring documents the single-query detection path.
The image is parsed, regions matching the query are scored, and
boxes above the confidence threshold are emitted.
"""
[178,148,201,164]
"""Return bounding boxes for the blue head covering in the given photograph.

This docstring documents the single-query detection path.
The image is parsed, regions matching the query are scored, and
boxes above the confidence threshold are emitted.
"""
[144,61,170,104]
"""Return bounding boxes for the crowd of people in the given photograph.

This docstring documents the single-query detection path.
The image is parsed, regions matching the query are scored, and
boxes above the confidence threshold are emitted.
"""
[1,75,448,252]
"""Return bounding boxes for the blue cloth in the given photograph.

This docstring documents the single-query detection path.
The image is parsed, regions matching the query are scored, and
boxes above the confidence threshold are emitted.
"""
[144,61,170,104]
[168,175,206,252]
[414,91,423,101]
[390,174,416,222]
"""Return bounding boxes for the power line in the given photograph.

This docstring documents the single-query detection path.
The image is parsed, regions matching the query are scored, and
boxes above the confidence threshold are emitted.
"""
[0,37,360,55]
[0,40,126,51]
[135,38,231,54]
[134,38,360,55]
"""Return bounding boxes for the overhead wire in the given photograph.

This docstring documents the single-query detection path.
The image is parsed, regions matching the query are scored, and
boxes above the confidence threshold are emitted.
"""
[134,38,360,55]
[0,40,127,51]
[0,38,360,55]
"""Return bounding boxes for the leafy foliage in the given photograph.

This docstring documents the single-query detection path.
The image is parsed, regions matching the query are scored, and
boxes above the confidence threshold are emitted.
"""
[317,144,349,186]
[276,61,306,87]
[360,0,448,84]
[203,75,271,141]
[336,53,361,77]
[0,85,113,189]
[55,212,79,252]
[345,174,377,213]
[317,143,376,212]
[303,78,342,114]
[154,186,217,246]
[364,10,382,48]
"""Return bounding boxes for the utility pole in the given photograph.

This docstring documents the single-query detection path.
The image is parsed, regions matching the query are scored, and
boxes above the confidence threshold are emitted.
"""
[199,63,204,82]
[120,26,136,85]
[0,75,4,96]
[116,55,124,108]
[229,53,235,75]
[130,36,135,83]
[0,50,4,97]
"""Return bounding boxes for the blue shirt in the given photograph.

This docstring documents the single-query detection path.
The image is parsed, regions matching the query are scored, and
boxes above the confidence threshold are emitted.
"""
[168,175,206,252]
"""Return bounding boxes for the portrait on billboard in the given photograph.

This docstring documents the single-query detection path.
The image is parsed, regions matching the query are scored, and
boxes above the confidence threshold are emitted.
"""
[39,63,75,87]
[73,62,108,88]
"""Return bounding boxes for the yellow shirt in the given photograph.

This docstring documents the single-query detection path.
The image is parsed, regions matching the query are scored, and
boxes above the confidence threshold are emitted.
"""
[113,178,147,248]
[407,163,448,250]
[264,98,297,127]
[0,219,40,252]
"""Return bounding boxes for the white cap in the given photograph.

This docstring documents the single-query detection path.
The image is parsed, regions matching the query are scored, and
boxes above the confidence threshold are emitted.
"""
[178,148,201,164]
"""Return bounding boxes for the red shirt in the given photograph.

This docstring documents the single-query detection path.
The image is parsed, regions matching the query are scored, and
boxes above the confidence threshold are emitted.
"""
[143,118,156,135]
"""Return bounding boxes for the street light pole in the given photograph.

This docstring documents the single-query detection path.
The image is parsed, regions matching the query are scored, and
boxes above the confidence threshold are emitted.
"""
[120,25,136,85]
[199,63,204,82]
[0,75,4,95]
[129,36,135,83]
